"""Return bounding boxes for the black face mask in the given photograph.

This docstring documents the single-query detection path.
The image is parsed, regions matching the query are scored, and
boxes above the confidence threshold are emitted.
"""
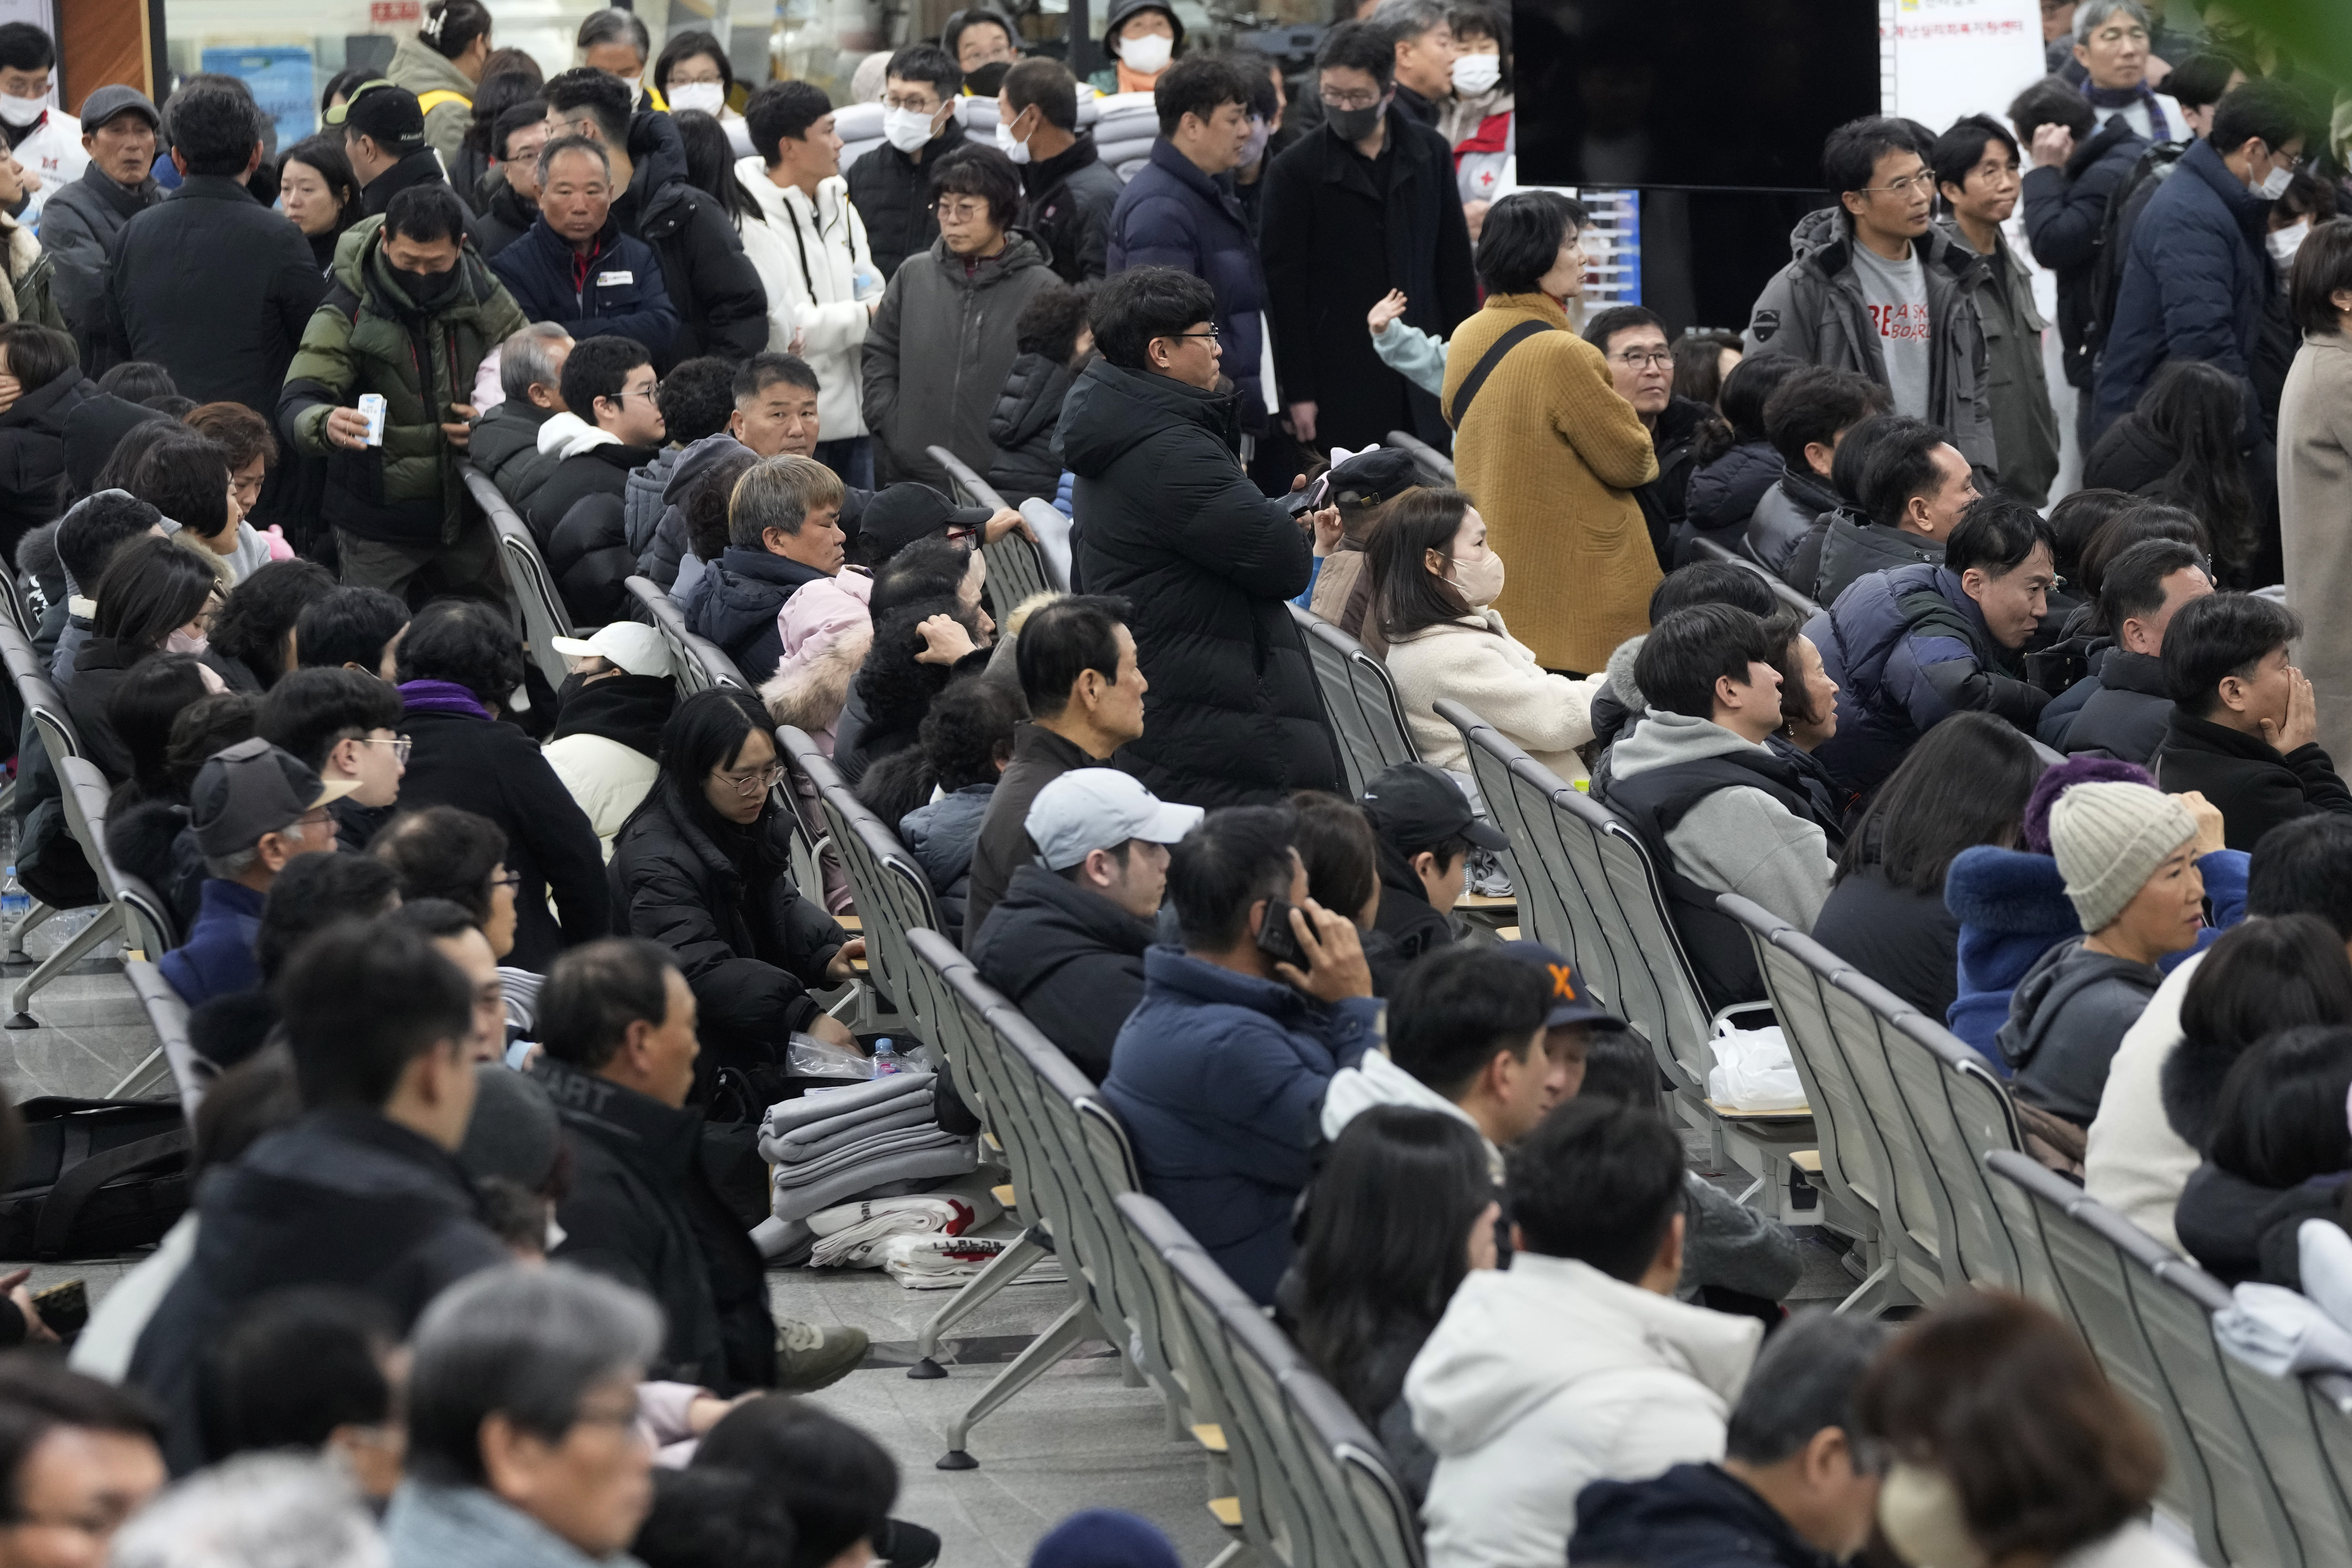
[388,262,460,306]
[1325,98,1386,143]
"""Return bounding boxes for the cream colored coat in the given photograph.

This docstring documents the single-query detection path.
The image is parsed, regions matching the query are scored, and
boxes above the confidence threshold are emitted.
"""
[1384,608,1605,782]
[2281,330,2352,767]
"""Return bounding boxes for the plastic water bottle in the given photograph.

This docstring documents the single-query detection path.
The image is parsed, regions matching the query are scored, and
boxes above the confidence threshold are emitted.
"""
[1,868,27,924]
[871,1037,901,1077]
[853,265,883,303]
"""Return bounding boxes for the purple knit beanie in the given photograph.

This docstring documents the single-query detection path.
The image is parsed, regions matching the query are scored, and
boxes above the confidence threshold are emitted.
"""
[2021,753,2155,854]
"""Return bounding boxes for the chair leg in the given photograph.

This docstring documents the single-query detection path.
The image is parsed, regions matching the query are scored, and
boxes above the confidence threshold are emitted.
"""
[936,1298,1094,1469]
[5,906,121,1028]
[3,900,54,962]
[1834,1238,1918,1318]
[109,1046,168,1100]
[909,1225,1050,1378]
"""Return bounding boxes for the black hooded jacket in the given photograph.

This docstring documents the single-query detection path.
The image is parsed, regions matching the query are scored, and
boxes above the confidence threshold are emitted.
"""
[1681,438,1784,562]
[551,670,674,759]
[609,111,769,367]
[846,118,971,281]
[967,862,1153,1082]
[537,1058,776,1393]
[987,350,1076,504]
[0,368,99,559]
[1059,358,1339,807]
[1020,134,1123,285]
[683,546,830,684]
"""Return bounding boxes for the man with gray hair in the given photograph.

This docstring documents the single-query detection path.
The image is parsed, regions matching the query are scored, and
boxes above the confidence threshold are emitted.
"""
[385,1265,663,1568]
[2068,0,2182,144]
[469,322,575,516]
[109,1453,387,1568]
[1570,1310,1890,1568]
[684,452,848,681]
[1365,0,1457,126]
[158,738,355,1007]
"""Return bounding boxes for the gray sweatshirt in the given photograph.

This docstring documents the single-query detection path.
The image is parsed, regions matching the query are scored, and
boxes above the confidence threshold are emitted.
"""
[1609,707,1836,931]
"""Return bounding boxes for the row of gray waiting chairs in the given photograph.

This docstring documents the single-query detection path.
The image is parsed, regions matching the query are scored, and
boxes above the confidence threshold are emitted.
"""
[622,575,751,697]
[1287,604,1418,802]
[927,445,1065,611]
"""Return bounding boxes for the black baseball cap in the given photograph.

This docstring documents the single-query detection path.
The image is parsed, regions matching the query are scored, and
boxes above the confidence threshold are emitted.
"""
[858,482,992,562]
[189,737,358,857]
[325,79,427,154]
[1323,446,1421,509]
[1498,940,1628,1031]
[1360,762,1507,854]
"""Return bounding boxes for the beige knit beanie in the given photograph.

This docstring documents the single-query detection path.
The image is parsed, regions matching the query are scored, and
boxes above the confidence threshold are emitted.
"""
[2048,781,2199,934]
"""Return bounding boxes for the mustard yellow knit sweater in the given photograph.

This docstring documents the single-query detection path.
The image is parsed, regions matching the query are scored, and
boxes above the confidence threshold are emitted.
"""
[1442,292,1660,675]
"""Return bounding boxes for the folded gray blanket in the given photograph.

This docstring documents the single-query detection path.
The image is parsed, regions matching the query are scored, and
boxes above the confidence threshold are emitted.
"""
[770,1139,980,1222]
[770,1124,968,1187]
[761,1071,935,1136]
[772,1083,935,1147]
[770,1102,939,1164]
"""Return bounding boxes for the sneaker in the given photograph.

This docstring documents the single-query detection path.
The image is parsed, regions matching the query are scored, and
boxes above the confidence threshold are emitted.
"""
[776,1318,870,1391]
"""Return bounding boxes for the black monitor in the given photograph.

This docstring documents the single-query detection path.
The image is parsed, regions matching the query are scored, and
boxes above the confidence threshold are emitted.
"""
[1515,0,1882,192]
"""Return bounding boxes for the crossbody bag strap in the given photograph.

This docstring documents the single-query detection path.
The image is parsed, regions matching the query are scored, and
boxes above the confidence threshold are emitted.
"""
[1446,320,1552,428]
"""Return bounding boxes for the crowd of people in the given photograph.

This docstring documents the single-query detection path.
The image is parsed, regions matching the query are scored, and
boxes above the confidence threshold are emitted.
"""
[0,0,2344,1560]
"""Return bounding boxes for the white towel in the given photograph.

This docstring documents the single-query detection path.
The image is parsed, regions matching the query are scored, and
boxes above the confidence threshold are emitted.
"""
[807,1194,993,1268]
[2216,1280,2352,1377]
[880,1233,1010,1289]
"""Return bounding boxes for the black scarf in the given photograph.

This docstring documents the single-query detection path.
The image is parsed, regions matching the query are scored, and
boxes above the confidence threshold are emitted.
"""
[549,672,675,759]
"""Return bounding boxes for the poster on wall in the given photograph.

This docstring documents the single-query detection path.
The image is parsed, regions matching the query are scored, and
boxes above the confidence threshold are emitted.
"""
[201,46,319,145]
[1887,0,2046,135]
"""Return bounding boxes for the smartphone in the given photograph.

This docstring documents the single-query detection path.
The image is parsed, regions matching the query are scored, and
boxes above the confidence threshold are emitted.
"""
[1256,897,1308,971]
[1283,475,1330,517]
[31,1279,86,1341]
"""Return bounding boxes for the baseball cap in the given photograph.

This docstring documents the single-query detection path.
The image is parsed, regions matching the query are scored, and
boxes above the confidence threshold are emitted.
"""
[325,79,428,154]
[1026,768,1204,872]
[190,738,360,857]
[1497,941,1627,1031]
[858,482,993,563]
[1321,446,1421,510]
[551,622,676,678]
[79,86,160,133]
[1360,762,1507,854]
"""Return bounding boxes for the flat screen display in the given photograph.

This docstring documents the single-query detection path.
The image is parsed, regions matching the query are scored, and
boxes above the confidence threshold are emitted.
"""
[1515,0,1883,191]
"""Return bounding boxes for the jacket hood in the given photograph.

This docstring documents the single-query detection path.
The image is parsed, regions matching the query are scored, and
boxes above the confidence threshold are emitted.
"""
[1321,1047,1488,1148]
[390,33,478,96]
[1575,1463,1834,1568]
[622,109,694,224]
[1604,635,1647,713]
[921,226,1053,287]
[1610,707,1766,780]
[661,432,754,505]
[2000,936,2161,1072]
[736,154,847,223]
[331,215,505,321]
[1056,357,1236,478]
[977,863,1156,990]
[549,671,675,757]
[2161,1023,2241,1151]
[1405,1252,1759,1455]
[1944,845,2075,933]
[901,783,995,892]
[2067,115,2145,179]
[1784,206,1989,290]
[537,411,614,460]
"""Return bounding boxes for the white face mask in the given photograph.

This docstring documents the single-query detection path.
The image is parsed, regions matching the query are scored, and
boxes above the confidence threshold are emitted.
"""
[1116,33,1174,75]
[2269,218,2310,267]
[1451,53,1501,96]
[0,94,45,129]
[2253,162,2294,201]
[882,106,937,154]
[995,118,1031,166]
[165,627,209,657]
[666,81,725,116]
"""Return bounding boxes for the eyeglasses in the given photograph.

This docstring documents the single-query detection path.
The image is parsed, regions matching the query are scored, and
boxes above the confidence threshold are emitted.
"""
[614,381,662,403]
[717,764,786,797]
[1610,348,1673,369]
[360,733,413,762]
[1166,327,1221,343]
[1320,88,1383,110]
[489,870,525,891]
[883,94,940,114]
[1862,169,1938,197]
[933,198,993,222]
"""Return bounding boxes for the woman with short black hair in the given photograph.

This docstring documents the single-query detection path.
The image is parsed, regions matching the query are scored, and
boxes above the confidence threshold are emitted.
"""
[392,599,609,972]
[2176,1023,2352,1285]
[68,535,222,783]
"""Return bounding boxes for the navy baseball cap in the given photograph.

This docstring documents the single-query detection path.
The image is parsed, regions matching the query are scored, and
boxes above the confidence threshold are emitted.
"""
[1498,940,1627,1031]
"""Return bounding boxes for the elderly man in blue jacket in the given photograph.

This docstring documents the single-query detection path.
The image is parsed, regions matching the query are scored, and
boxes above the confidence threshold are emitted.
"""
[1106,55,1270,437]
[491,137,681,367]
[1103,804,1381,1305]
[2090,79,2308,438]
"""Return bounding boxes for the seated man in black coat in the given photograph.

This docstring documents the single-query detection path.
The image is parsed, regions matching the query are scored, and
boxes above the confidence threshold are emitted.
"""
[2060,537,2211,764]
[970,764,1201,1081]
[1573,1310,1888,1568]
[1742,367,1890,583]
[684,453,848,683]
[2158,591,2352,852]
[1789,415,1972,608]
[534,938,869,1393]
[530,336,667,623]
[1360,761,1504,968]
[128,919,509,1473]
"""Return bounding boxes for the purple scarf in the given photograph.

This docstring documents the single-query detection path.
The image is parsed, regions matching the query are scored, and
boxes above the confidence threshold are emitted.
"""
[399,678,493,720]
[2083,79,2170,141]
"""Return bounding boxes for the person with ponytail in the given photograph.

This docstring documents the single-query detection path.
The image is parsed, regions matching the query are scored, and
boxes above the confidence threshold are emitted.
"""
[388,0,495,169]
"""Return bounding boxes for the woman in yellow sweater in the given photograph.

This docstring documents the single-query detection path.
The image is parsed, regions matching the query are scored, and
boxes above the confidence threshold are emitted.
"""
[1442,191,1659,675]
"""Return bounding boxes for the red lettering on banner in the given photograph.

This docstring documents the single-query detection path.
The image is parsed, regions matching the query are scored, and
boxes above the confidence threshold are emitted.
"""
[371,1,421,23]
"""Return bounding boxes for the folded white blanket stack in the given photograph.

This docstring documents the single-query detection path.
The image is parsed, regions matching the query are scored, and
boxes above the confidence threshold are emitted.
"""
[759,1073,977,1223]
[880,1234,1013,1290]
[807,1193,999,1268]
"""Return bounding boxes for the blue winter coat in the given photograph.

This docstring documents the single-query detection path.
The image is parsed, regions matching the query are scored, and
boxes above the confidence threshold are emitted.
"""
[489,215,681,362]
[2091,135,2274,436]
[1107,140,1269,431]
[1942,843,2248,1064]
[1102,946,1381,1305]
[900,783,995,947]
[682,547,830,684]
[1806,563,2049,796]
[1573,1462,1838,1568]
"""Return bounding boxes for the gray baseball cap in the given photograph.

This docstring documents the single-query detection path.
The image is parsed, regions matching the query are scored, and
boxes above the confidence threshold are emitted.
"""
[79,86,161,132]
[1026,767,1203,872]
[189,737,358,857]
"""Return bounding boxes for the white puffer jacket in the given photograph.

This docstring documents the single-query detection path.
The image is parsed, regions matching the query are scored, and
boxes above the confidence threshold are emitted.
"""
[735,156,875,440]
[1406,1251,1760,1568]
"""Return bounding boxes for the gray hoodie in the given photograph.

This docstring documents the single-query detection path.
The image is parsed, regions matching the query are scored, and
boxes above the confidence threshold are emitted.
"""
[1608,708,1835,932]
[1998,936,2162,1126]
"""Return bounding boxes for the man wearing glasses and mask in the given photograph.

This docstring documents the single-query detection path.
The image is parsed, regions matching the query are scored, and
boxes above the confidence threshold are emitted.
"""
[1743,116,1997,488]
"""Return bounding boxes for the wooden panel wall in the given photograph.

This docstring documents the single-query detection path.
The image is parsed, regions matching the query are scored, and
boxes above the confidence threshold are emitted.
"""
[59,0,154,109]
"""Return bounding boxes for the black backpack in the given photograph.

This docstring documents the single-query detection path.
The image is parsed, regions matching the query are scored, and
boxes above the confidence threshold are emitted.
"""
[0,1098,189,1260]
[2085,140,2188,359]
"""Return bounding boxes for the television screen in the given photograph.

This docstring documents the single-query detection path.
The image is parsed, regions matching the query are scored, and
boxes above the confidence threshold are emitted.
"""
[1515,0,1883,191]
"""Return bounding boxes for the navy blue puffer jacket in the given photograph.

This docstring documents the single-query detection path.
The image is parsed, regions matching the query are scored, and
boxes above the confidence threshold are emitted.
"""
[1107,141,1269,433]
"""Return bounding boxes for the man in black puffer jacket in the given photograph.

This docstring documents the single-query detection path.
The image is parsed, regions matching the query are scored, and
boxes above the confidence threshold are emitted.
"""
[543,70,768,369]
[536,339,666,625]
[2060,537,2209,764]
[1743,365,1888,581]
[684,453,847,683]
[1059,267,1340,807]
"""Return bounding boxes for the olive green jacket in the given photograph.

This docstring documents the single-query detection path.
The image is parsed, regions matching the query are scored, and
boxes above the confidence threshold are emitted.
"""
[278,216,526,546]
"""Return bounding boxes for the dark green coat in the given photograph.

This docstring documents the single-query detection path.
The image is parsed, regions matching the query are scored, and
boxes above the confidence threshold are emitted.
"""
[278,216,527,547]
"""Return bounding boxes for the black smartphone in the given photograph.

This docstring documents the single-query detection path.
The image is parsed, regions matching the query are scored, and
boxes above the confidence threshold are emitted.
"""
[1256,897,1308,970]
[31,1279,86,1341]
[1283,475,1330,516]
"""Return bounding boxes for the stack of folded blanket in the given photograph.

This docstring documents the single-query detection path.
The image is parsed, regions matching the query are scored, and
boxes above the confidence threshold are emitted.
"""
[877,1234,1013,1290]
[759,1072,977,1223]
[807,1192,1000,1268]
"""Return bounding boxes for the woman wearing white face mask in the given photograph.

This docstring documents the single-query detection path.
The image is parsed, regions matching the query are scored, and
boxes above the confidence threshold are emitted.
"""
[655,31,754,159]
[1088,0,1182,95]
[1855,1290,2197,1568]
[1368,489,1607,784]
[1435,2,1515,212]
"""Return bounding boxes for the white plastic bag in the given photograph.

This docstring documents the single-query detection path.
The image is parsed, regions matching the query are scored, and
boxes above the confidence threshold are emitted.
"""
[1707,1024,1806,1112]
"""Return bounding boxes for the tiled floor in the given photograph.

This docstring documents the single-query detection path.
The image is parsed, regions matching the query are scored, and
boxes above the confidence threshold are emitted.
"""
[0,929,1857,1568]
